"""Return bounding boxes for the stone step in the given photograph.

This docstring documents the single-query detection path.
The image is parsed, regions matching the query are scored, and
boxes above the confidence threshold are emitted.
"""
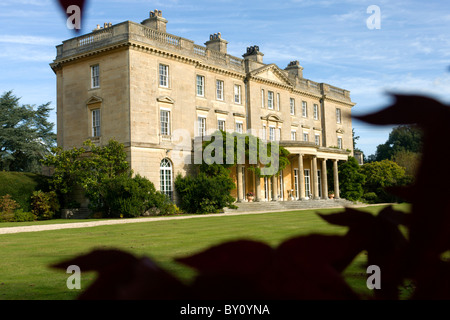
[223,199,357,213]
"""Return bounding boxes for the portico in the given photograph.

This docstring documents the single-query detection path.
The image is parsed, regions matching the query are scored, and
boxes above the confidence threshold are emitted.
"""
[231,142,350,202]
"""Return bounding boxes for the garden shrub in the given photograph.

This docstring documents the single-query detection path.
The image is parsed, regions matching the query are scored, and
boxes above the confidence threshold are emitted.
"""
[13,209,36,222]
[30,190,60,220]
[363,192,378,204]
[0,194,20,222]
[175,167,236,214]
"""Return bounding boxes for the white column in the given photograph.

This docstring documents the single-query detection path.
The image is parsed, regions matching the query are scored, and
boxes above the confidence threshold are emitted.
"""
[312,156,320,200]
[298,154,305,200]
[333,159,340,199]
[272,174,278,201]
[237,165,243,202]
[322,158,329,200]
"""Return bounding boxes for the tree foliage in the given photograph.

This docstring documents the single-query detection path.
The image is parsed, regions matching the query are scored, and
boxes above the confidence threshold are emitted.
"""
[338,156,365,202]
[374,125,422,162]
[42,139,129,208]
[0,91,56,173]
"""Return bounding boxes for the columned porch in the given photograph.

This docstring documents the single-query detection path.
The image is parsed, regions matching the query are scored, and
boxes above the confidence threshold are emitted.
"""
[230,142,350,203]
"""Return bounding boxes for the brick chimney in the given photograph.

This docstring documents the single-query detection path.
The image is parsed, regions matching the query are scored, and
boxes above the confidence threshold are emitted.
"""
[141,10,168,33]
[285,60,303,79]
[205,33,228,53]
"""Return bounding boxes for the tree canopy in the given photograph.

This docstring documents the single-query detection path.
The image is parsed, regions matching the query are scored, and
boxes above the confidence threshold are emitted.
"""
[373,125,423,161]
[0,91,56,173]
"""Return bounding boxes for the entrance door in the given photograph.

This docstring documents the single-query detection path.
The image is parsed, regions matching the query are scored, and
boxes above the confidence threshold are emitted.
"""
[317,170,322,198]
[304,169,311,199]
[264,177,269,201]
[294,169,299,199]
[279,174,284,200]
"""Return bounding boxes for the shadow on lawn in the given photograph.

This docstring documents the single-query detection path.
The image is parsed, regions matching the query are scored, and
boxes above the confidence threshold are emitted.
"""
[51,94,450,300]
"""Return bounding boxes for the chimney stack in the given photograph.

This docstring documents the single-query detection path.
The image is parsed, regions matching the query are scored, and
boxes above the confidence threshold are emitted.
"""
[141,10,168,33]
[285,60,304,79]
[242,46,264,63]
[205,32,228,53]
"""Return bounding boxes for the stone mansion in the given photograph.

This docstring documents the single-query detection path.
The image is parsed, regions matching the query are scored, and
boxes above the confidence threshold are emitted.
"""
[50,10,355,204]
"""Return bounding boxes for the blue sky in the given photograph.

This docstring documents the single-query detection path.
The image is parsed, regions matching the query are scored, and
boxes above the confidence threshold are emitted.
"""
[1,0,449,156]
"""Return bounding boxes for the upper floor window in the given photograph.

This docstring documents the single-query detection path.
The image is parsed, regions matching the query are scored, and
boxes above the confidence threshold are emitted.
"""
[337,136,343,149]
[261,89,265,108]
[313,104,319,120]
[91,64,100,89]
[268,91,274,110]
[159,64,169,87]
[234,84,241,104]
[216,80,224,100]
[198,116,206,137]
[235,122,243,134]
[262,124,267,140]
[336,108,342,124]
[315,134,320,146]
[196,75,205,96]
[160,109,170,136]
[302,101,307,118]
[218,119,225,131]
[269,126,275,141]
[92,109,101,137]
[303,132,309,142]
[291,130,296,141]
[290,98,295,115]
[276,93,280,111]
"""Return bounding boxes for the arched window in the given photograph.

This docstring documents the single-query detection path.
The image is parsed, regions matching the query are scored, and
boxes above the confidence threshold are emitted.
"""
[160,158,173,200]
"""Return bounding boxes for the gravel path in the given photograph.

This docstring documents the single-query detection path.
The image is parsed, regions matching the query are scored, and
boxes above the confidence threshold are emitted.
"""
[0,203,393,235]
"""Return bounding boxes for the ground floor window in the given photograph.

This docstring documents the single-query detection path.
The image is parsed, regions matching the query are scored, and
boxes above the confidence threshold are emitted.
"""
[294,169,299,199]
[304,169,311,199]
[160,158,173,200]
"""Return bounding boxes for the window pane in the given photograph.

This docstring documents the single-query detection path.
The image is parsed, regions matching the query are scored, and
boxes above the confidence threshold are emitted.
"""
[159,64,168,87]
[216,80,223,100]
[234,85,241,104]
[92,109,100,137]
[197,75,204,96]
[91,65,99,88]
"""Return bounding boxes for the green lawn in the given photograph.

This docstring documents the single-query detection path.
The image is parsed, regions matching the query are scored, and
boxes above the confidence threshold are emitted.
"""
[0,204,410,300]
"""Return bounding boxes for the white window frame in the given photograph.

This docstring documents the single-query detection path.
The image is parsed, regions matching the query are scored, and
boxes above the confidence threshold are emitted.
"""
[262,124,267,140]
[91,64,100,89]
[160,158,173,200]
[234,84,241,104]
[92,109,101,137]
[314,104,319,120]
[291,130,296,141]
[336,108,342,124]
[218,119,225,131]
[269,126,275,141]
[315,134,320,146]
[261,89,265,108]
[337,136,343,149]
[276,93,280,111]
[159,64,169,88]
[216,80,224,101]
[290,98,295,115]
[268,91,274,110]
[302,101,307,118]
[196,75,205,97]
[235,121,243,134]
[198,116,206,137]
[303,132,309,142]
[304,169,311,199]
[160,109,171,136]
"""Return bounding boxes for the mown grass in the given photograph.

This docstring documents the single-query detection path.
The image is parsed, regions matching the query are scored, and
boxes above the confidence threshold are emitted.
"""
[0,203,410,300]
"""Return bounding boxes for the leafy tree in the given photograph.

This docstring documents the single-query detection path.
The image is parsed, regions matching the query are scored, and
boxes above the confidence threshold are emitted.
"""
[42,139,129,208]
[360,159,406,202]
[0,91,56,173]
[374,125,422,161]
[338,156,365,202]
